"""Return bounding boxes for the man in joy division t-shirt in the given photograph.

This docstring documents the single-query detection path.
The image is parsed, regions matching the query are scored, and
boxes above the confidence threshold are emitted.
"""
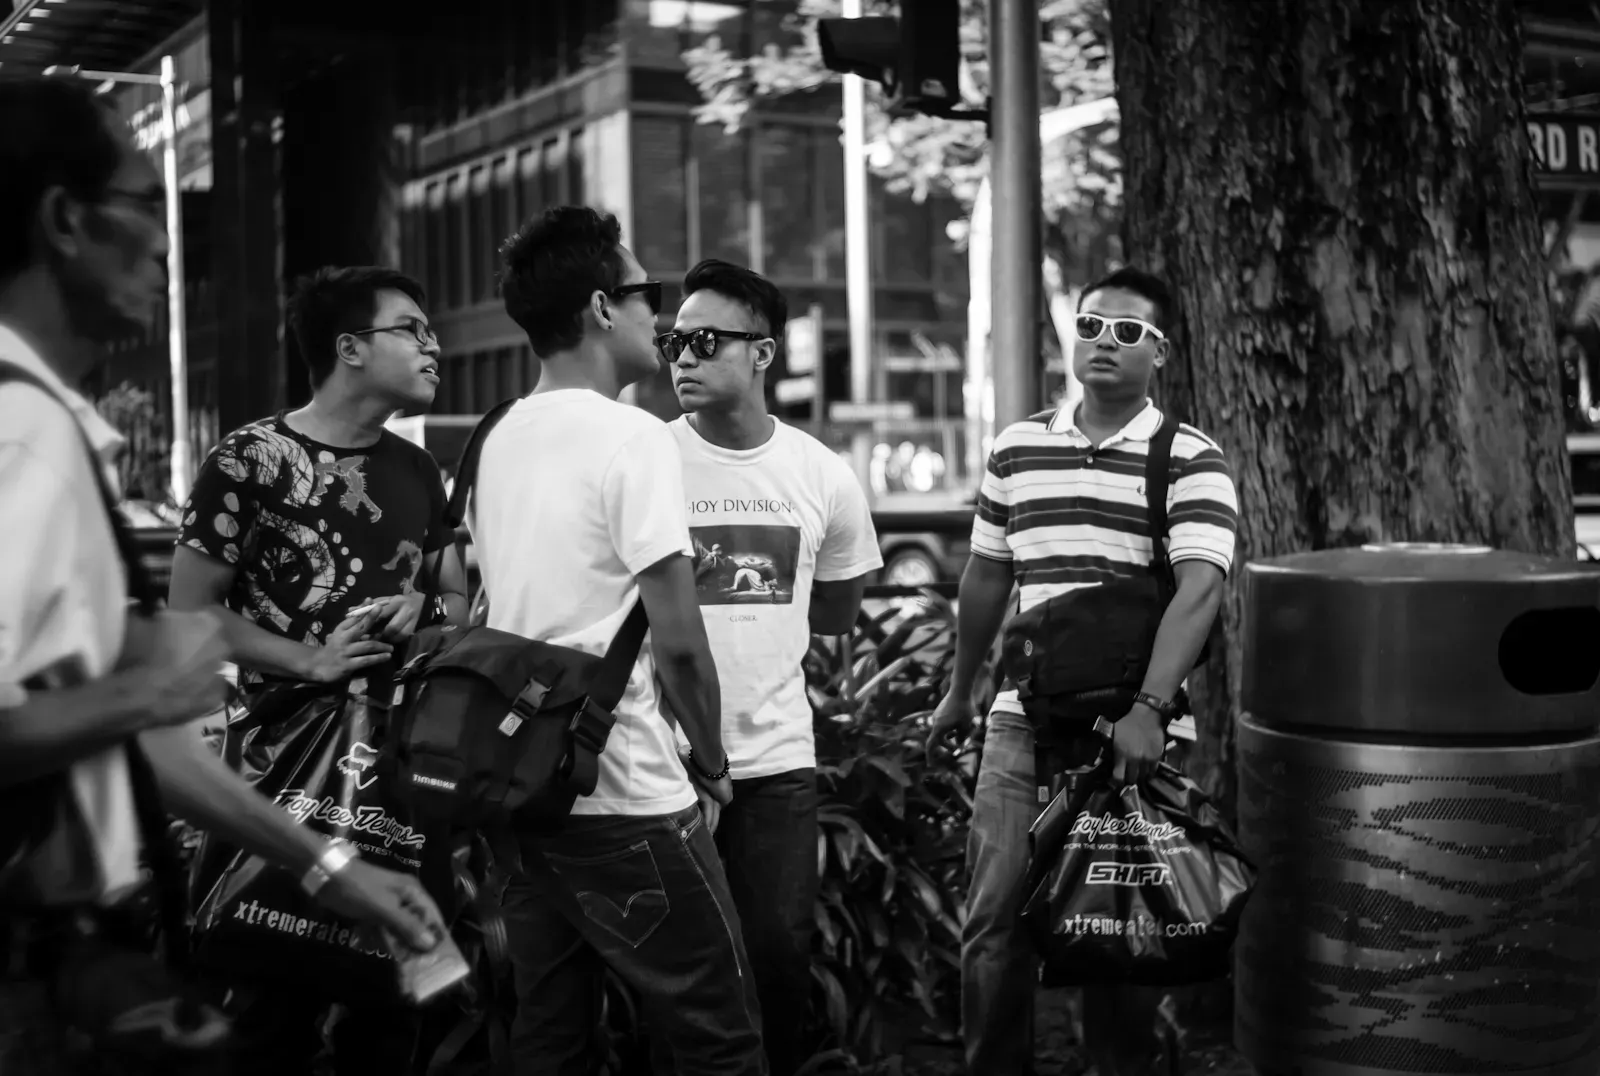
[662,259,883,1076]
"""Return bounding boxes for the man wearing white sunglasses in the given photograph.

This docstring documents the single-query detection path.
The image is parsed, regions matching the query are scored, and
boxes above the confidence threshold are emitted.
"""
[927,268,1239,1074]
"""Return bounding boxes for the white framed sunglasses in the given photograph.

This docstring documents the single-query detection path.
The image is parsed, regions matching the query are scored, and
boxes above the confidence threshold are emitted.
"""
[1074,313,1165,347]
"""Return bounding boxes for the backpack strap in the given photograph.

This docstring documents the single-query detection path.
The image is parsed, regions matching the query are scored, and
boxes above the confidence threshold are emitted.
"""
[444,397,519,529]
[1144,413,1180,593]
[0,363,196,994]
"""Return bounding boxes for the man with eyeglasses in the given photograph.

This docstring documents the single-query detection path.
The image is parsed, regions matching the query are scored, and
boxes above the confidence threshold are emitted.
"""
[659,259,880,1076]
[170,265,468,1074]
[473,208,763,1074]
[925,267,1238,1075]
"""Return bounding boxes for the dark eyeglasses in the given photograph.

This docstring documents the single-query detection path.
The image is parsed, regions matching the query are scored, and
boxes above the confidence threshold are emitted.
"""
[95,186,168,222]
[610,281,663,316]
[655,327,769,363]
[349,317,438,348]
[1074,314,1165,347]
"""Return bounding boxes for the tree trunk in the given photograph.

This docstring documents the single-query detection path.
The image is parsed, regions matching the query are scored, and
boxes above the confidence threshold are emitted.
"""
[1096,2,1574,1069]
[1109,0,1574,824]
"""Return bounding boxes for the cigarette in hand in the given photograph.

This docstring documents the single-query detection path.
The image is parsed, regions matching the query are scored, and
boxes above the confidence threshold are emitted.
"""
[346,602,384,619]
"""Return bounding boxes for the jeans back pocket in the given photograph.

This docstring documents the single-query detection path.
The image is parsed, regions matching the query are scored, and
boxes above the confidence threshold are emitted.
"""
[545,840,671,949]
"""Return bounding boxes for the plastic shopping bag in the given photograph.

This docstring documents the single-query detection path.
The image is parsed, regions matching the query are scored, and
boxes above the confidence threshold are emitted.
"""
[192,681,437,1002]
[1019,761,1255,986]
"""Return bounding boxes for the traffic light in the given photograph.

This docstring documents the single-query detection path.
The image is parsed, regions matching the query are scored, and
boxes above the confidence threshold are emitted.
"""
[818,0,977,120]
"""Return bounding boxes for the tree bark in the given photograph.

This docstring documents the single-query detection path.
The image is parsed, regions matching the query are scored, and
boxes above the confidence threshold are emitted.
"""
[1109,0,1574,824]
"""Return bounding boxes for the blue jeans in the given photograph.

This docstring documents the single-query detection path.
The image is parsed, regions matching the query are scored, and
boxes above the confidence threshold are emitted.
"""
[716,768,819,1076]
[961,709,1041,1075]
[500,804,767,1076]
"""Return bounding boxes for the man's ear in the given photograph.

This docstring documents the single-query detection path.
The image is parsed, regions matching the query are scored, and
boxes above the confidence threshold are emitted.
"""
[589,289,614,332]
[753,338,776,374]
[336,333,364,369]
[37,186,85,262]
[1152,338,1170,369]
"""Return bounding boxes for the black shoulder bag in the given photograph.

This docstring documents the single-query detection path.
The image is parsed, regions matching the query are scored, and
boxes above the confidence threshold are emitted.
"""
[999,415,1209,735]
[382,398,649,835]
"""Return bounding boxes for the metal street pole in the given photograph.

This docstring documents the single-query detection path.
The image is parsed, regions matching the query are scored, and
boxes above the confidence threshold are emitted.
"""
[988,0,1044,430]
[45,60,191,507]
[160,55,192,506]
[841,0,876,498]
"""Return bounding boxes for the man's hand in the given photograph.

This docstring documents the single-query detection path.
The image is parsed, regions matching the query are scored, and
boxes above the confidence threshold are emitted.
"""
[368,593,428,643]
[925,687,976,760]
[1110,704,1166,787]
[308,606,393,683]
[678,745,732,833]
[118,609,232,729]
[314,858,446,953]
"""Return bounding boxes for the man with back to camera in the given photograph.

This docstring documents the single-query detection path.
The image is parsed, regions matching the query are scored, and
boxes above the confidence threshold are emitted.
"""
[661,258,882,1076]
[471,208,766,1075]
[168,265,470,1073]
[925,268,1239,1075]
[0,76,446,1075]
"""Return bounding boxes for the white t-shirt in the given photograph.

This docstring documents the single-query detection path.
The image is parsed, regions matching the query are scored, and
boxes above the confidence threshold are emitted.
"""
[670,416,882,778]
[0,325,142,903]
[471,389,697,817]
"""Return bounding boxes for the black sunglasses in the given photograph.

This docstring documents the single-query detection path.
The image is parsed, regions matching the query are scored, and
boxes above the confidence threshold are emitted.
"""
[610,281,663,316]
[655,327,769,363]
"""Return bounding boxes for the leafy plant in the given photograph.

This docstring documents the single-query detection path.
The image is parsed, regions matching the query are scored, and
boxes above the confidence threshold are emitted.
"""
[797,592,993,1072]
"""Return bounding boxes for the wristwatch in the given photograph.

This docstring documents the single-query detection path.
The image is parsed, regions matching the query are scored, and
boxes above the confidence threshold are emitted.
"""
[300,839,359,898]
[1133,691,1182,723]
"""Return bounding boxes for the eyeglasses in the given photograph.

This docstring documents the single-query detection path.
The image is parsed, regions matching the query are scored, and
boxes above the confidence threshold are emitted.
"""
[610,281,663,316]
[1074,314,1165,348]
[655,327,769,363]
[349,317,438,348]
[95,186,168,222]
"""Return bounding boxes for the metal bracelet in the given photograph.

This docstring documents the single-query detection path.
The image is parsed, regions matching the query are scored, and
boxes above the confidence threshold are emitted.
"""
[300,839,358,898]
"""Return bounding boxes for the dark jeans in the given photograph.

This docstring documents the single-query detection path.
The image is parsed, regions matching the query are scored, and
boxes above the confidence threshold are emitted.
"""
[716,768,820,1076]
[224,987,419,1076]
[501,804,767,1076]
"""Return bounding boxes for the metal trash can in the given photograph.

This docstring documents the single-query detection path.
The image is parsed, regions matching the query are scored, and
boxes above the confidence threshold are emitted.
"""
[1234,543,1600,1076]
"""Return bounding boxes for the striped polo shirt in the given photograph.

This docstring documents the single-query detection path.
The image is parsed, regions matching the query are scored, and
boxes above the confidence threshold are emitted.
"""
[972,400,1239,718]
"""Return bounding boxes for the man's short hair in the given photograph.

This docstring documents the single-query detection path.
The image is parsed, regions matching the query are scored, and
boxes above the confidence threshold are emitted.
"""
[1080,267,1175,331]
[0,77,125,281]
[287,266,427,387]
[499,206,629,356]
[682,259,788,340]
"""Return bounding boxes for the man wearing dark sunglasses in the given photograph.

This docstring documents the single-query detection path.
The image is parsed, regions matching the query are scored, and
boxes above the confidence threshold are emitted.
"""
[170,265,466,1075]
[664,259,881,1076]
[927,267,1239,1075]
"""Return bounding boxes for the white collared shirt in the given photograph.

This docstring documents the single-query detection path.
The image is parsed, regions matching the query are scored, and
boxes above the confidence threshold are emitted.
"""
[0,323,143,901]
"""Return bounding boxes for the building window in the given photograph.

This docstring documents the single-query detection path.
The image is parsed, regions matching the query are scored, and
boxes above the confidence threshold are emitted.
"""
[446,173,468,309]
[815,127,846,281]
[569,127,588,206]
[758,123,813,281]
[694,122,750,265]
[633,115,690,274]
[492,155,516,271]
[542,137,568,207]
[876,181,933,286]
[517,146,541,228]
[626,1,749,66]
[424,182,447,306]
[468,165,491,303]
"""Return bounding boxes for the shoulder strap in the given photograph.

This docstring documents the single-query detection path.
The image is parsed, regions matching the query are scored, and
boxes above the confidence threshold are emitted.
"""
[586,601,649,712]
[444,397,519,529]
[1145,414,1181,587]
[0,362,195,991]
[445,393,651,708]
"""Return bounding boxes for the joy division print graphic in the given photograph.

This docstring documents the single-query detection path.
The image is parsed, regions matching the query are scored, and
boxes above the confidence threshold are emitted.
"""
[691,524,802,606]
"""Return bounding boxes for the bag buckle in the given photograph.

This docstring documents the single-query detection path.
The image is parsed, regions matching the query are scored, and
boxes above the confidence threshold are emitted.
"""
[569,698,615,755]
[499,680,552,737]
[1016,675,1033,700]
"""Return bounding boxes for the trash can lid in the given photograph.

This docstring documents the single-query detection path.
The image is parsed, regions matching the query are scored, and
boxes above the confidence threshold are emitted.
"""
[1250,543,1598,584]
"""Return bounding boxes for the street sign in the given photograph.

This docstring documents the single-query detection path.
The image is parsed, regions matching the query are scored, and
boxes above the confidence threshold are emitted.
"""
[830,400,915,422]
[775,376,816,405]
[785,309,821,375]
[1528,113,1600,183]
